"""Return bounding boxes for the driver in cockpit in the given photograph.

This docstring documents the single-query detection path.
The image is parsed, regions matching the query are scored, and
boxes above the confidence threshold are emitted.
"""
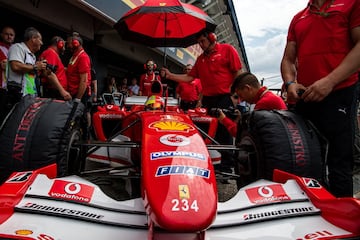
[144,95,164,111]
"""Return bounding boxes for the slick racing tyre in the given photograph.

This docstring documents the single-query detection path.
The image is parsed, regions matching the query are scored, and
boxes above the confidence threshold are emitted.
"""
[0,96,85,183]
[235,110,325,189]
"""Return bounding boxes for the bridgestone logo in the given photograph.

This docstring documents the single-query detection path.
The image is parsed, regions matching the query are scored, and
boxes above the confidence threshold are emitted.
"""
[23,202,104,220]
[243,206,315,221]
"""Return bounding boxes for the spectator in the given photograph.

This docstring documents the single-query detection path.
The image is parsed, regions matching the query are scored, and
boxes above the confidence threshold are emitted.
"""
[39,36,71,100]
[280,0,360,197]
[176,64,202,111]
[217,72,287,137]
[128,76,140,96]
[118,77,129,96]
[6,27,47,108]
[162,31,242,174]
[104,76,118,94]
[0,26,15,123]
[139,59,161,96]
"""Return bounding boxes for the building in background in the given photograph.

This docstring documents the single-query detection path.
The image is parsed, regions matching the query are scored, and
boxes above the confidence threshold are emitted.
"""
[0,0,249,94]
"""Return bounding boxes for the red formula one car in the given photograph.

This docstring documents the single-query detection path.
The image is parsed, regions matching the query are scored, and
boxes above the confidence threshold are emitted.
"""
[0,83,359,239]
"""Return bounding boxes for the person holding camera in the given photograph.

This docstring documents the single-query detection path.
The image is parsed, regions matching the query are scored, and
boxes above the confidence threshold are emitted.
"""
[5,27,48,109]
[217,72,287,137]
[39,36,71,100]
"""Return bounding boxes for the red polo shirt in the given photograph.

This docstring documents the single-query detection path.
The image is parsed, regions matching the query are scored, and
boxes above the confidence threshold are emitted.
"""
[67,49,91,96]
[253,87,287,110]
[0,42,10,88]
[189,43,242,96]
[40,47,67,89]
[221,87,287,137]
[287,0,360,90]
[176,78,202,101]
[139,72,161,96]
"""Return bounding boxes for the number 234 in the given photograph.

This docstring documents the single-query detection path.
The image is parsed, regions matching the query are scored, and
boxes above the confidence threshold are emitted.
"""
[171,199,199,212]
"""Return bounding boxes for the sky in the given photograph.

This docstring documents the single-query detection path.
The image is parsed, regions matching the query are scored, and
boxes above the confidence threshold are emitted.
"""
[233,0,308,89]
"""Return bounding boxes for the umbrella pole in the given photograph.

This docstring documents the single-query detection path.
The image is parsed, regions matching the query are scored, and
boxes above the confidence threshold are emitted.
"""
[163,14,168,112]
[163,14,167,67]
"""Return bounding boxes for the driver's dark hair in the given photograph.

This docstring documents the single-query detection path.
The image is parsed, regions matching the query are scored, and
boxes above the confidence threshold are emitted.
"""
[231,72,260,93]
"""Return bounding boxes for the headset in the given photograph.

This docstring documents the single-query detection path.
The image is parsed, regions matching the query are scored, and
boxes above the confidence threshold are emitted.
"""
[71,32,83,48]
[51,36,65,50]
[206,32,217,44]
[144,60,157,70]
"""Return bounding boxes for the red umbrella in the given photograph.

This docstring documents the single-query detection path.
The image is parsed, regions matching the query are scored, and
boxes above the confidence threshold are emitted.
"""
[114,0,217,49]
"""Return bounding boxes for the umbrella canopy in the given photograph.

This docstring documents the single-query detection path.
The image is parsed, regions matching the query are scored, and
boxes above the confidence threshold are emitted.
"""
[114,0,217,48]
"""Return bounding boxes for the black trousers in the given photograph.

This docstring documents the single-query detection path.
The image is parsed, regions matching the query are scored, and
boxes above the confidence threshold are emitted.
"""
[180,100,197,111]
[0,88,8,124]
[295,85,357,197]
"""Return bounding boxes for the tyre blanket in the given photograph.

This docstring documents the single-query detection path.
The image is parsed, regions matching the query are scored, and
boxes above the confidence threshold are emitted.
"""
[242,110,324,181]
[0,96,84,182]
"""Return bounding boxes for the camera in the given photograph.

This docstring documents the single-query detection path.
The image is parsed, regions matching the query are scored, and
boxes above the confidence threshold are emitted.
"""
[46,63,58,73]
[209,107,239,119]
[297,89,305,97]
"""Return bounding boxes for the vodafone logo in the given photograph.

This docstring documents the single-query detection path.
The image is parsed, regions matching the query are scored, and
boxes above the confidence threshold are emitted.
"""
[257,186,273,198]
[245,184,291,204]
[64,183,81,194]
[49,180,94,203]
[160,134,190,146]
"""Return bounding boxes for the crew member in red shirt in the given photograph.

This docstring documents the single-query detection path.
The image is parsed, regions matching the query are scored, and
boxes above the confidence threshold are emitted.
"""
[139,59,161,96]
[0,26,15,89]
[66,32,91,103]
[162,31,242,174]
[0,26,15,123]
[39,36,71,100]
[176,64,202,111]
[280,0,360,197]
[218,72,287,137]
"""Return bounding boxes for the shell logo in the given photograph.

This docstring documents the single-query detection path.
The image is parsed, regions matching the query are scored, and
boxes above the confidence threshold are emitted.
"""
[15,229,33,235]
[150,121,194,132]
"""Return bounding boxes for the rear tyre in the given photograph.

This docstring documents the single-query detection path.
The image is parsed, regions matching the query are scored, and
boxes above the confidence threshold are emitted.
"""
[62,128,84,176]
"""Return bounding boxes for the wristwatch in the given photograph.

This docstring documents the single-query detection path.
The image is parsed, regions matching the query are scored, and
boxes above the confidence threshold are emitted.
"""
[285,81,296,91]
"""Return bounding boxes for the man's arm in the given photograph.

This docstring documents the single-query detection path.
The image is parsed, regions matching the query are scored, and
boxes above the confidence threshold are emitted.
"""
[76,72,87,100]
[10,60,46,74]
[280,41,302,103]
[46,72,71,100]
[161,68,194,83]
[91,79,98,102]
